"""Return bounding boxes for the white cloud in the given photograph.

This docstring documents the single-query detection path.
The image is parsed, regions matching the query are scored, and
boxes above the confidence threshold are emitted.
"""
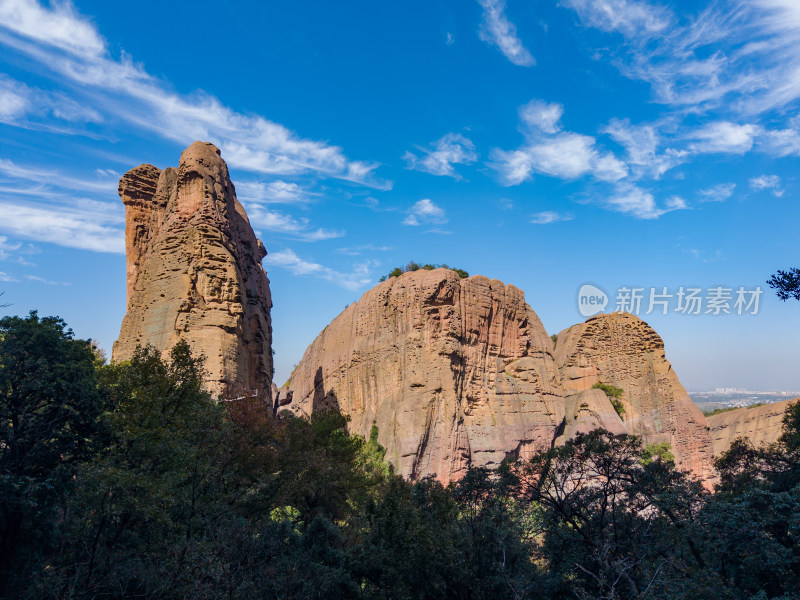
[337,244,393,256]
[492,100,627,185]
[604,118,687,178]
[758,128,800,157]
[0,0,105,56]
[403,199,448,226]
[0,271,18,282]
[403,133,478,178]
[519,99,563,134]
[477,0,535,67]
[689,122,760,154]
[0,201,124,253]
[530,211,574,224]
[0,0,388,188]
[0,158,118,193]
[24,274,64,285]
[750,174,784,196]
[237,180,314,205]
[0,75,102,127]
[699,183,736,202]
[245,204,344,242]
[605,184,687,219]
[564,0,800,116]
[563,0,670,37]
[265,248,374,291]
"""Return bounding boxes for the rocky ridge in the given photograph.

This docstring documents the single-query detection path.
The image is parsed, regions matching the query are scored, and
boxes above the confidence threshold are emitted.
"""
[113,142,273,403]
[706,398,798,456]
[283,269,715,484]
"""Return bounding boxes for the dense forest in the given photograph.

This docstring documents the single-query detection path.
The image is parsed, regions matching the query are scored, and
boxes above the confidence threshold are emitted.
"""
[1,312,799,599]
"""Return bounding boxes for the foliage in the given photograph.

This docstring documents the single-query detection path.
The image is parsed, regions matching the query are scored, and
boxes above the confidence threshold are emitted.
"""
[550,333,558,348]
[0,312,107,596]
[767,267,800,301]
[641,442,675,465]
[378,261,469,282]
[593,382,626,417]
[5,312,800,599]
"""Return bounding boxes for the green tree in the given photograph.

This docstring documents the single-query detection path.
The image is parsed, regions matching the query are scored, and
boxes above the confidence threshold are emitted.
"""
[767,267,800,301]
[0,312,106,595]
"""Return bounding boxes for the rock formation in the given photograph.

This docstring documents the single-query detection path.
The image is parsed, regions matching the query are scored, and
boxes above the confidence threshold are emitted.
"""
[554,388,627,445]
[283,269,565,483]
[113,141,273,403]
[706,398,798,456]
[554,313,715,482]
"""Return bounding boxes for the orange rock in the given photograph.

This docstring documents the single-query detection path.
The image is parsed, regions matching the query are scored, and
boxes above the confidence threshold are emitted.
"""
[555,312,715,484]
[112,142,273,404]
[283,269,565,483]
[706,398,798,456]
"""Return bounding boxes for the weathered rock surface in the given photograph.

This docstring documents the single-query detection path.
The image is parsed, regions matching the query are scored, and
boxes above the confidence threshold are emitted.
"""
[113,142,273,403]
[554,313,715,483]
[283,269,565,483]
[706,398,798,456]
[555,389,628,445]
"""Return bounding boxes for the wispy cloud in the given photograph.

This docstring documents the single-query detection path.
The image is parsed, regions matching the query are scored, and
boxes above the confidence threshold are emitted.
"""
[604,118,687,179]
[477,0,535,67]
[0,0,388,188]
[237,180,316,205]
[0,271,18,282]
[0,201,124,253]
[563,0,800,117]
[605,184,687,219]
[246,204,344,242]
[337,244,393,256]
[24,274,67,285]
[265,248,374,290]
[402,199,448,226]
[403,133,478,178]
[530,210,574,224]
[491,99,627,185]
[749,174,784,196]
[563,0,670,37]
[688,122,760,155]
[699,183,736,202]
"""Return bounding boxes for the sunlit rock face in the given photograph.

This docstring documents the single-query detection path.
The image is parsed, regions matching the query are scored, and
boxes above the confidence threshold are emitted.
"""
[706,398,798,456]
[555,312,715,484]
[283,268,566,484]
[113,141,273,404]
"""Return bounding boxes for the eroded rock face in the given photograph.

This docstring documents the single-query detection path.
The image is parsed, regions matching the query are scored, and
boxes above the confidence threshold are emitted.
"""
[283,269,565,483]
[555,313,715,483]
[113,142,273,403]
[555,389,627,445]
[706,398,798,456]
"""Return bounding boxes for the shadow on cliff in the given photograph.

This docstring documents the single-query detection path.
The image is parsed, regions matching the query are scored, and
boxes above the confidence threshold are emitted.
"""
[312,366,340,414]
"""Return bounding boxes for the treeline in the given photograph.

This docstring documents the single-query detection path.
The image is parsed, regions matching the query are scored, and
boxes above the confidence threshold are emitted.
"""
[2,312,800,599]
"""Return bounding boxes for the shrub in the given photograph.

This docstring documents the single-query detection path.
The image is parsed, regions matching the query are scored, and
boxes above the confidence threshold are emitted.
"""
[379,263,469,282]
[593,382,625,417]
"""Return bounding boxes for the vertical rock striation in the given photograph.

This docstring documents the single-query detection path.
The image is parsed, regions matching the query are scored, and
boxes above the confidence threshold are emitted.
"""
[284,269,565,483]
[113,142,273,403]
[555,312,715,483]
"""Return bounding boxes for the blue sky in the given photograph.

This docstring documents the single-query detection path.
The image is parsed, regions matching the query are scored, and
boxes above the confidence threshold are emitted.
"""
[0,0,798,391]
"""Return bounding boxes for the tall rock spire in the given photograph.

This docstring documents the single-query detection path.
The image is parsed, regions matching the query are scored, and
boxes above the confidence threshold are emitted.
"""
[113,141,273,404]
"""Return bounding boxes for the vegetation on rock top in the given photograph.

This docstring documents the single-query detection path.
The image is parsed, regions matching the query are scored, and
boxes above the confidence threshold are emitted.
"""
[378,261,469,282]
